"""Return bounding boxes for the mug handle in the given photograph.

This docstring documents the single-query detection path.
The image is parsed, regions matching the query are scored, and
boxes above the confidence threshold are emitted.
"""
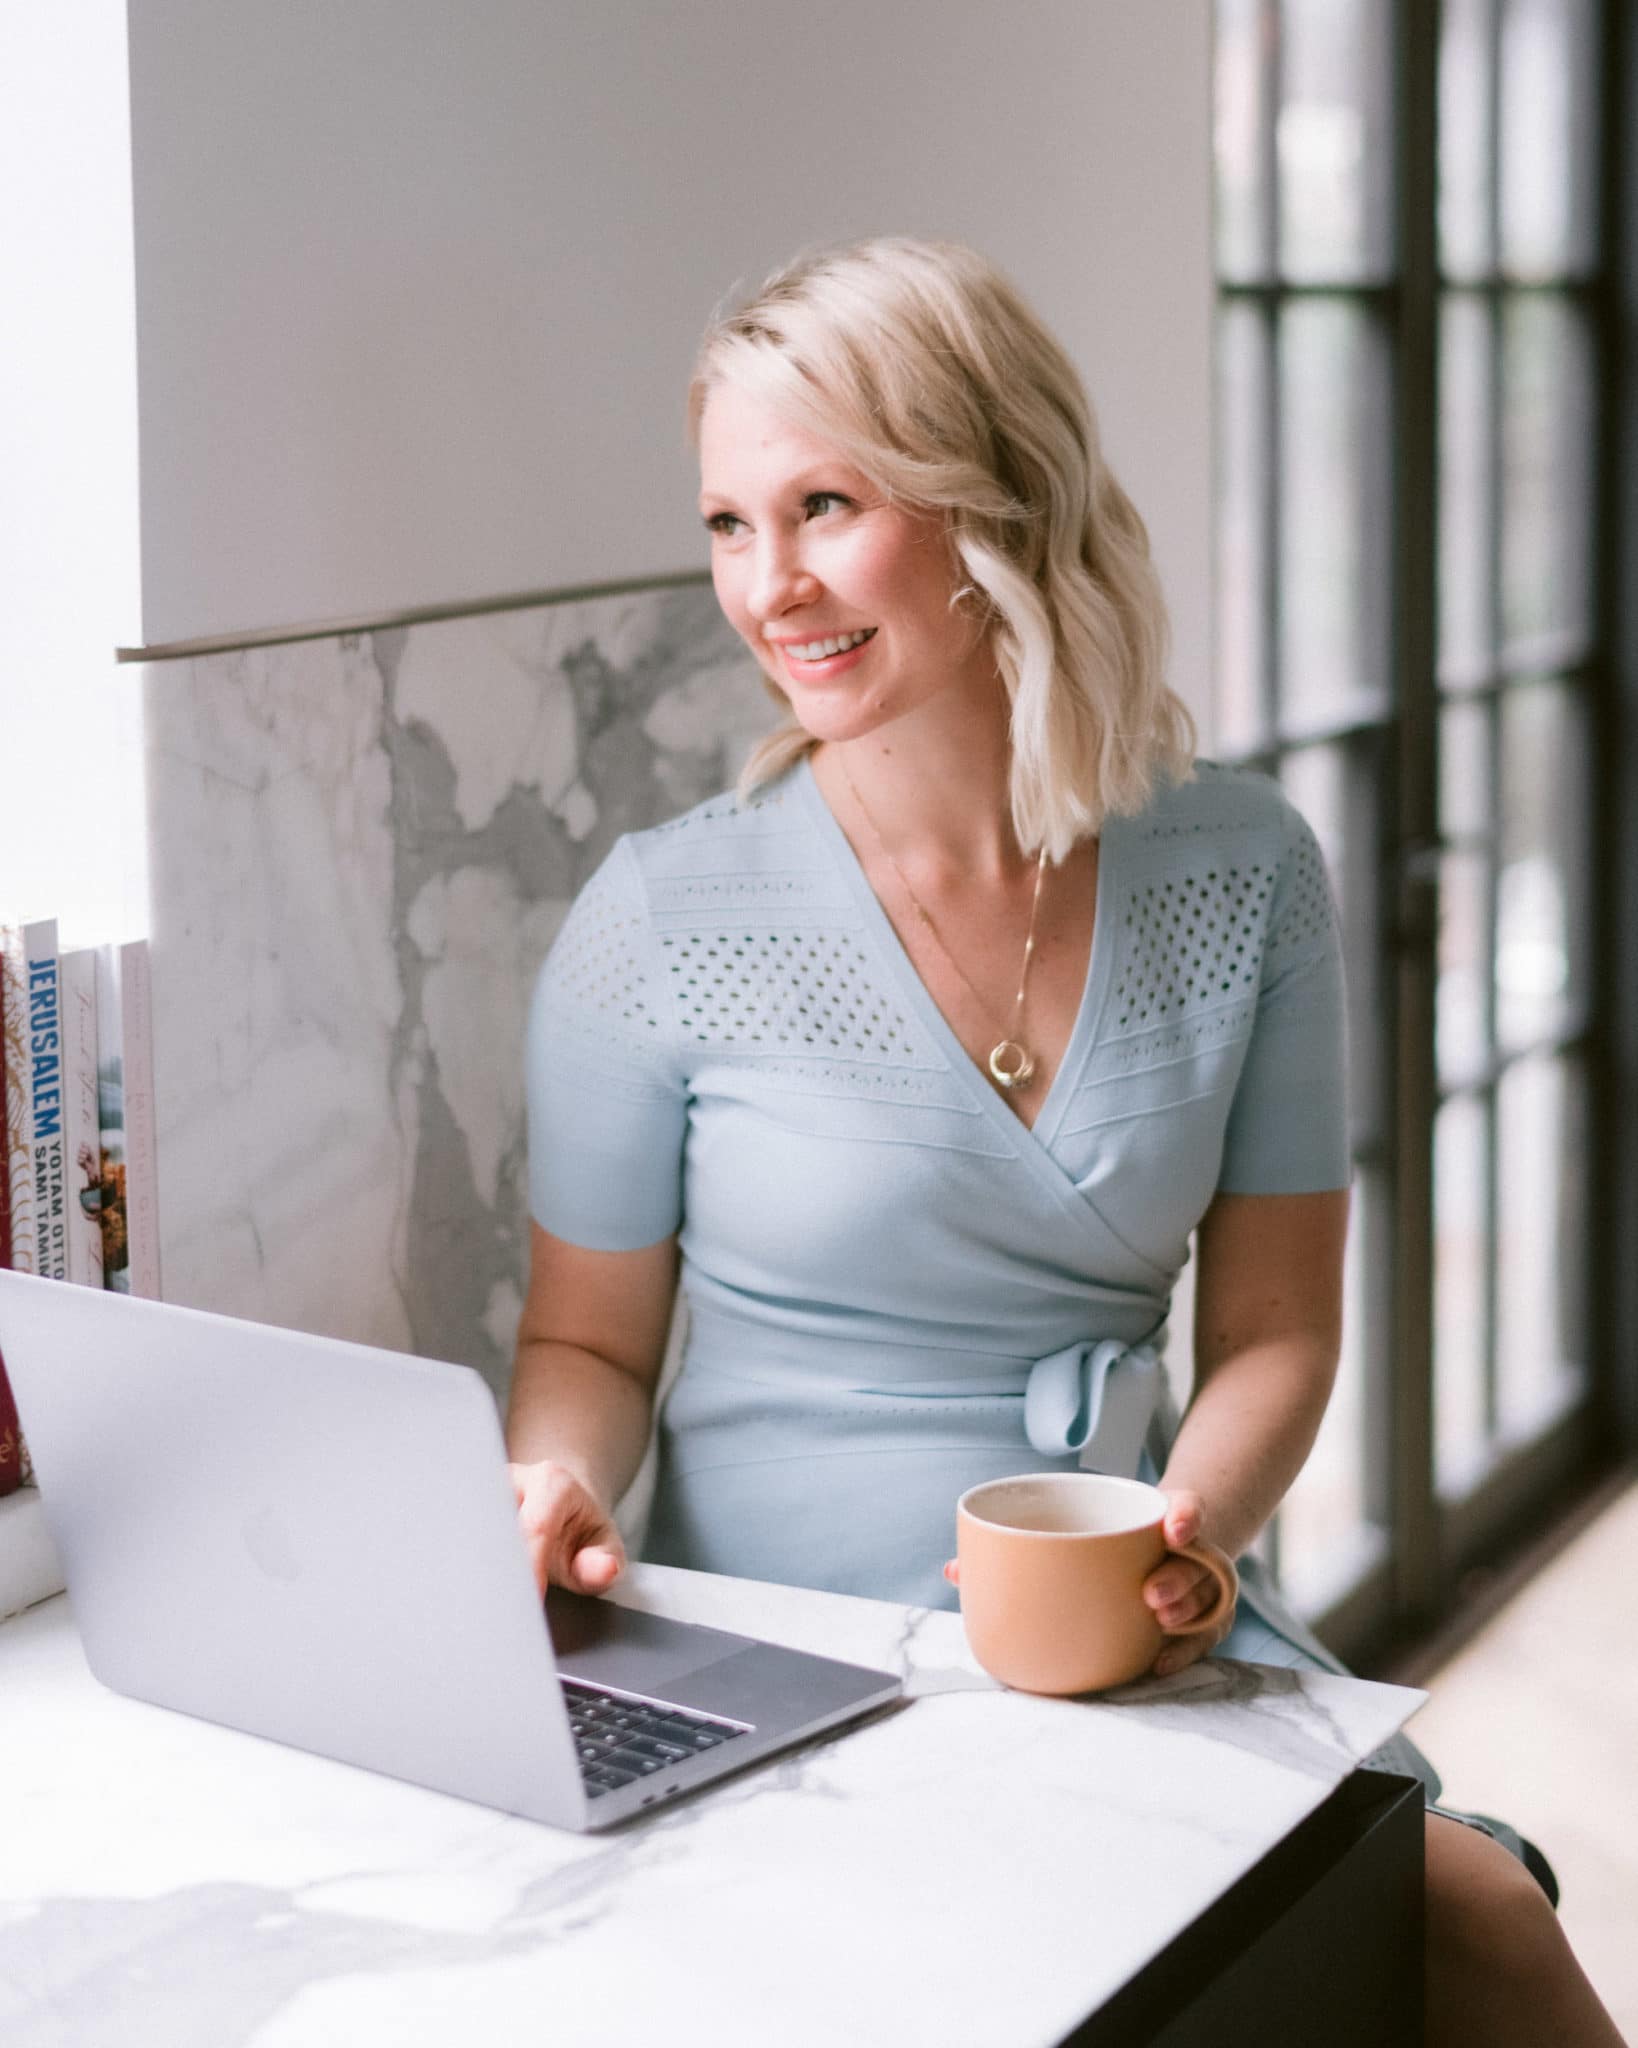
[1160,1539,1239,1637]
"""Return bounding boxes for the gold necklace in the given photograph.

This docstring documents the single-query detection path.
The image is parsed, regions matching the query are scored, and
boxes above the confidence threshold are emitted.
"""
[841,764,1049,1092]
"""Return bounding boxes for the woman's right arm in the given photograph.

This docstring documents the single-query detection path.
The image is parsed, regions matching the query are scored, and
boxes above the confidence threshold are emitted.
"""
[505,1220,680,1596]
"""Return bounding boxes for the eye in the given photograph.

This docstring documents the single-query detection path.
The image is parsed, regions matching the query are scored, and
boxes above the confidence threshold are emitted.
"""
[702,510,744,538]
[804,492,850,518]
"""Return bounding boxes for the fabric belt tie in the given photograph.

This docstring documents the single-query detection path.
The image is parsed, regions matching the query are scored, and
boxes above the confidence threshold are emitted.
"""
[1023,1339,1164,1477]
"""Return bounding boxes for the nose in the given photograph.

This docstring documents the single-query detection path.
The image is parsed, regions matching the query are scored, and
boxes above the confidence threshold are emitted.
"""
[747,532,819,625]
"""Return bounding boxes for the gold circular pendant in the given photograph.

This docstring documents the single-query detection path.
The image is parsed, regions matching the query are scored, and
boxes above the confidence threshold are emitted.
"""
[989,1040,1036,1090]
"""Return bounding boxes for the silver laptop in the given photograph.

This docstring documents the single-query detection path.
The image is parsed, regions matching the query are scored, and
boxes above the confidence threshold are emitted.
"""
[0,1271,901,1831]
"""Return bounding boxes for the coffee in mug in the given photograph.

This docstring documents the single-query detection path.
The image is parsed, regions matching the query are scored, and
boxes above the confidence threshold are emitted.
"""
[955,1472,1237,1696]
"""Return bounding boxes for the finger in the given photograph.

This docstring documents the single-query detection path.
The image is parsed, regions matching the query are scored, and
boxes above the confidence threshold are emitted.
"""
[1154,1577,1216,1631]
[1160,1490,1203,1547]
[942,1559,961,1585]
[1143,1559,1210,1614]
[571,1542,624,1594]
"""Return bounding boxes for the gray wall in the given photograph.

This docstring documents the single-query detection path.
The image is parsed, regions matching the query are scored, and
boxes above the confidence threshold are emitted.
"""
[126,0,1213,720]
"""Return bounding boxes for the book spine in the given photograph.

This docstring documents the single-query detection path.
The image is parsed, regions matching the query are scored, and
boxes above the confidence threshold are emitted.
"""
[23,921,67,1282]
[60,949,105,1290]
[0,924,36,1274]
[0,1350,22,1496]
[94,944,131,1293]
[120,939,162,1300]
[0,951,10,1272]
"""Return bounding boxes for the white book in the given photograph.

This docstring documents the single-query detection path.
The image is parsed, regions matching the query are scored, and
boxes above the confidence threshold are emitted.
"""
[0,924,36,1274]
[60,950,105,1290]
[22,921,67,1282]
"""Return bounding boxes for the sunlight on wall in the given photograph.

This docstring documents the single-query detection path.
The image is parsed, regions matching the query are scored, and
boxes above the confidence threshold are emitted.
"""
[0,3,145,947]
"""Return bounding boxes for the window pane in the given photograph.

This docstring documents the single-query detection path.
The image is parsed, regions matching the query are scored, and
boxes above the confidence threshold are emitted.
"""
[1216,0,1275,281]
[1278,301,1392,731]
[1438,851,1491,1089]
[1495,1053,1589,1436]
[1500,296,1596,666]
[1435,1092,1491,1494]
[1439,697,1492,844]
[1438,293,1496,689]
[1496,680,1591,1049]
[1215,304,1272,753]
[1439,0,1496,282]
[1498,0,1600,279]
[1277,0,1395,282]
[1280,1162,1382,1615]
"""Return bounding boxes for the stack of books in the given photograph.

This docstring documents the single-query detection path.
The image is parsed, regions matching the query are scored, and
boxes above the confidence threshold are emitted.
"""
[0,919,160,1501]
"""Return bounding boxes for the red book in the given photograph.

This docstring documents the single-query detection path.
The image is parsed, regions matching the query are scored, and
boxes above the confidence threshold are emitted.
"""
[0,974,10,1272]
[0,1350,22,1497]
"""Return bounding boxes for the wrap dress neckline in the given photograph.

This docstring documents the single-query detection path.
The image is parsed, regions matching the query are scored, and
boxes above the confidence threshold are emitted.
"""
[795,755,1140,1240]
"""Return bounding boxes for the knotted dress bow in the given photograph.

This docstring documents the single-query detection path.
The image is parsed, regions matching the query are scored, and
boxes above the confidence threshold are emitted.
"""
[1023,1339,1164,1477]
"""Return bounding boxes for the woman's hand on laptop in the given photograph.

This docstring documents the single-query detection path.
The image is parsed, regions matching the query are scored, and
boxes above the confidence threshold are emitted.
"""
[508,1460,627,1597]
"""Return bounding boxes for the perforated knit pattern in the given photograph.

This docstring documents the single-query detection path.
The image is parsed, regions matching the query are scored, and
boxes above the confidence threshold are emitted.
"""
[1263,820,1339,974]
[542,854,664,1039]
[662,928,916,1059]
[1112,863,1272,1031]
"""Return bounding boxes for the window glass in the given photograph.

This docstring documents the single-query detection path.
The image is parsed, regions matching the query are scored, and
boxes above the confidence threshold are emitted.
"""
[1435,1092,1492,1494]
[1215,303,1272,754]
[1439,698,1493,846]
[1437,851,1491,1089]
[1496,680,1591,1049]
[1437,293,1496,690]
[1498,0,1600,279]
[1278,301,1392,732]
[1217,0,1275,281]
[1439,0,1496,281]
[1500,296,1596,666]
[1278,0,1395,282]
[1495,1053,1589,1436]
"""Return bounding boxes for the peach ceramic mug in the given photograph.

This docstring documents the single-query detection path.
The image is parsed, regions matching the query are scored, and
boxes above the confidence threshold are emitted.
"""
[955,1473,1239,1696]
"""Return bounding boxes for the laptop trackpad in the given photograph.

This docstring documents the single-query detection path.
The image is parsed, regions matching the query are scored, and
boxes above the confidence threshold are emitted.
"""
[545,1588,758,1696]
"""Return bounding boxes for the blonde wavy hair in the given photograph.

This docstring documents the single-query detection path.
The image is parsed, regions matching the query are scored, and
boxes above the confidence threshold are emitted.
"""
[688,236,1195,859]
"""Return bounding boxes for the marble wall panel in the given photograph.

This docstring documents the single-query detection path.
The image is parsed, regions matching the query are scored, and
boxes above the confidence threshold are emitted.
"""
[143,584,774,1395]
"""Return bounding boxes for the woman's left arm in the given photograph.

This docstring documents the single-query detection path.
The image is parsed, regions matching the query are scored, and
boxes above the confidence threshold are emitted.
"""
[1143,1184,1350,1673]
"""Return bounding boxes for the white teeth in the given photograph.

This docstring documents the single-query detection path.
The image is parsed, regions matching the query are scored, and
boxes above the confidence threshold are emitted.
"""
[783,628,874,661]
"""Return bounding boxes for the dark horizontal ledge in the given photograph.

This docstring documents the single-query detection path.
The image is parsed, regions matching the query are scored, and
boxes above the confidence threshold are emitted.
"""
[115,567,713,666]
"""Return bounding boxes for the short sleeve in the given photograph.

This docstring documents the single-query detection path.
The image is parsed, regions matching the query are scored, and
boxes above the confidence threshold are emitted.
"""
[525,836,687,1250]
[1215,804,1351,1195]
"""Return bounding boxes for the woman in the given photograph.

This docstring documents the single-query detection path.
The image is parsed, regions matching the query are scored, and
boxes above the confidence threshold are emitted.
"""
[507,238,1623,2045]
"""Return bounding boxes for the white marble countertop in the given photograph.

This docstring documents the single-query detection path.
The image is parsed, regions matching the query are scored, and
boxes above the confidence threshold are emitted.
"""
[0,1566,1423,2048]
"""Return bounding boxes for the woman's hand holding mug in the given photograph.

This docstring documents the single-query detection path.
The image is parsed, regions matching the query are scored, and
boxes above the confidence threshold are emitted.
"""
[1140,1488,1238,1677]
[508,1459,626,1597]
[944,1474,1239,1695]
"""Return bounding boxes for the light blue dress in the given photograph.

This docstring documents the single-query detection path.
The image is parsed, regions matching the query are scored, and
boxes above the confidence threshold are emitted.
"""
[527,755,1346,1622]
[526,755,1571,1852]
[524,753,1549,1856]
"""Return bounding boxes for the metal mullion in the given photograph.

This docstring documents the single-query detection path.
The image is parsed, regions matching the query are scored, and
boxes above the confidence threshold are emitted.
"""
[1590,0,1633,1453]
[1388,0,1442,1628]
[1478,0,1507,1466]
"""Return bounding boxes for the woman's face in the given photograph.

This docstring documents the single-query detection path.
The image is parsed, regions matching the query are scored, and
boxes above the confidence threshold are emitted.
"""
[697,381,994,746]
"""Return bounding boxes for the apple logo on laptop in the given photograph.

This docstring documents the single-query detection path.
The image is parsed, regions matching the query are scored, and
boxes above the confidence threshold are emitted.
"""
[241,1505,303,1583]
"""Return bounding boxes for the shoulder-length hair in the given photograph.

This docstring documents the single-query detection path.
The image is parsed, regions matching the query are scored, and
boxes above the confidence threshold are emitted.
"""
[688,236,1195,859]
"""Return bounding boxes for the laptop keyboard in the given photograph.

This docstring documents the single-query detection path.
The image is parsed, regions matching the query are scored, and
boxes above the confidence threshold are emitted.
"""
[561,1678,750,1798]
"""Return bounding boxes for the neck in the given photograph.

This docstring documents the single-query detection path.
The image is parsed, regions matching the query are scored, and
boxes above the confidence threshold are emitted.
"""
[815,681,1028,882]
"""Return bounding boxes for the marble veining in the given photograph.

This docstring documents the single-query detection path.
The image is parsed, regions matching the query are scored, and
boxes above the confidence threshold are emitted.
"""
[0,1567,1425,2048]
[143,584,774,1388]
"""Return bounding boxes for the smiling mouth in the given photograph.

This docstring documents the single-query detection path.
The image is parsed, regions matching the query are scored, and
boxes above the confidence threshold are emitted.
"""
[773,627,877,664]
